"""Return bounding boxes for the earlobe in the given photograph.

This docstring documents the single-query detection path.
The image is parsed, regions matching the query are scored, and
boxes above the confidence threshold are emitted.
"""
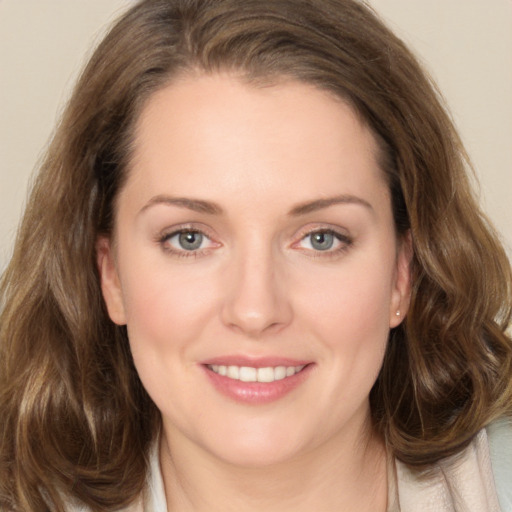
[96,237,127,325]
[389,231,413,328]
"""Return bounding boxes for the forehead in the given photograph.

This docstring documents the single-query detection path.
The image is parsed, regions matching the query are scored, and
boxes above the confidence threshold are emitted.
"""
[126,73,387,209]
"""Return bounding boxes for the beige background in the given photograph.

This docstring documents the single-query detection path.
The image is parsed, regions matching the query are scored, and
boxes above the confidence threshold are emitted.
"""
[1,0,511,271]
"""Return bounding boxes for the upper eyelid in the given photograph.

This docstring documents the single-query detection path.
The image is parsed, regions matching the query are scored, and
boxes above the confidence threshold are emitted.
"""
[156,224,219,253]
[293,224,351,240]
[298,230,352,245]
[157,223,215,240]
[288,226,353,255]
[162,227,206,238]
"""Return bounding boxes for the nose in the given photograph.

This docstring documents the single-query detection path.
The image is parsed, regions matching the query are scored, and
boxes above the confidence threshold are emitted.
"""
[220,244,293,338]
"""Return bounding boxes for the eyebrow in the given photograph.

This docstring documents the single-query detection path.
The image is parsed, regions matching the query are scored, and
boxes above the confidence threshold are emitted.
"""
[139,195,223,215]
[138,193,373,217]
[288,195,373,216]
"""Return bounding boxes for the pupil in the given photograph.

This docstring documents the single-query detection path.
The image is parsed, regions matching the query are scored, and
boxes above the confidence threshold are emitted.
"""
[179,232,203,250]
[311,232,334,250]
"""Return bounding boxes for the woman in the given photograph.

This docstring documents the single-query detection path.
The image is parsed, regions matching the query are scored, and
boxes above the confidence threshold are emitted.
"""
[1,0,511,511]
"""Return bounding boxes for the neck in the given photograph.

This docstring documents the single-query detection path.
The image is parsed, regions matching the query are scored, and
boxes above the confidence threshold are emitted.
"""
[159,420,389,512]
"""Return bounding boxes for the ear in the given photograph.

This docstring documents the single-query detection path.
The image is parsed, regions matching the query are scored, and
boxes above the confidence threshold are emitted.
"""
[389,231,413,328]
[96,236,127,325]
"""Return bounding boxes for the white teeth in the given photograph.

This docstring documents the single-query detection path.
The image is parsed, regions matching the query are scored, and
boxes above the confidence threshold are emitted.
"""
[257,367,274,383]
[209,364,305,382]
[226,366,239,379]
[239,366,257,382]
[286,366,295,377]
[275,366,287,380]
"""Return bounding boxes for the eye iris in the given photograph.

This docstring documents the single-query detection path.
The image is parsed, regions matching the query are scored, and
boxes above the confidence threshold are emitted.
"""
[178,232,203,250]
[310,232,334,251]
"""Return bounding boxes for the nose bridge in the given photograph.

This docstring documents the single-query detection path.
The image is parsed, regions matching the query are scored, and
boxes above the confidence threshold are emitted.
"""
[221,235,291,336]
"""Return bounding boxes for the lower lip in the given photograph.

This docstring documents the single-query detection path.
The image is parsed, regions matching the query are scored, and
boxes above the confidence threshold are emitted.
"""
[202,364,313,404]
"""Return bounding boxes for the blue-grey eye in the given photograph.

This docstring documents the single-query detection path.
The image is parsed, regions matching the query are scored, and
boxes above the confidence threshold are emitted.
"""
[309,231,335,251]
[178,231,203,250]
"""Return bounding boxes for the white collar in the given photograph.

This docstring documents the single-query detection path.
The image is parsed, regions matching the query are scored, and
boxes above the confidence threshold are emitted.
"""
[142,439,167,511]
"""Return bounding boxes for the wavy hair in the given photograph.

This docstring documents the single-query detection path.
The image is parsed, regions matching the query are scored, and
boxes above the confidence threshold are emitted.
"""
[1,0,511,510]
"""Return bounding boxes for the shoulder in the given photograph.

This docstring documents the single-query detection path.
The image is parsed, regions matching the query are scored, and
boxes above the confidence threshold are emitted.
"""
[488,417,512,512]
[395,421,511,511]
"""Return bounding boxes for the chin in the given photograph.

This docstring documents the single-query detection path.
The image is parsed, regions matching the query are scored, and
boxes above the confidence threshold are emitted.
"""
[199,419,311,468]
[212,440,304,469]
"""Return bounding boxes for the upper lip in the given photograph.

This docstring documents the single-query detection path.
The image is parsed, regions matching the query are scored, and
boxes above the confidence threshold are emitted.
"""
[200,355,312,368]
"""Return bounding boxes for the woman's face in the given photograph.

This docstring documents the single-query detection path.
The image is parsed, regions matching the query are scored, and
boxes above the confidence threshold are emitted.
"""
[98,73,411,467]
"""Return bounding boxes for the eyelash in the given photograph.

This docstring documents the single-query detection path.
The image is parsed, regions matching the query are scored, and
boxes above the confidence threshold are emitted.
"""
[157,226,217,258]
[293,228,353,258]
[156,226,353,259]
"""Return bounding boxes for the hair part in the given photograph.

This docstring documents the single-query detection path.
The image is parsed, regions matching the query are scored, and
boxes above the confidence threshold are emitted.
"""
[1,0,511,509]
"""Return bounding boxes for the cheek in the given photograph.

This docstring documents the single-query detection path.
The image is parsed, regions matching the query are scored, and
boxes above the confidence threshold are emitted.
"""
[297,257,394,342]
[119,263,222,413]
[296,254,395,392]
[305,263,394,401]
[119,259,220,355]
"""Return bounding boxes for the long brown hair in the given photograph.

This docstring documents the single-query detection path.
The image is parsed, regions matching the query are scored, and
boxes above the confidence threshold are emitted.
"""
[1,0,511,510]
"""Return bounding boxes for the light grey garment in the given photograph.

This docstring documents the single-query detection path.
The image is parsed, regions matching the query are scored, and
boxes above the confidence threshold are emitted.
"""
[393,418,512,512]
[394,428,501,511]
[143,441,167,511]
[488,418,512,512]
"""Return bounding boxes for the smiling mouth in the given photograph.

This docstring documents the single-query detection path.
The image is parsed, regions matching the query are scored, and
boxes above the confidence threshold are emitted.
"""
[207,364,306,383]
